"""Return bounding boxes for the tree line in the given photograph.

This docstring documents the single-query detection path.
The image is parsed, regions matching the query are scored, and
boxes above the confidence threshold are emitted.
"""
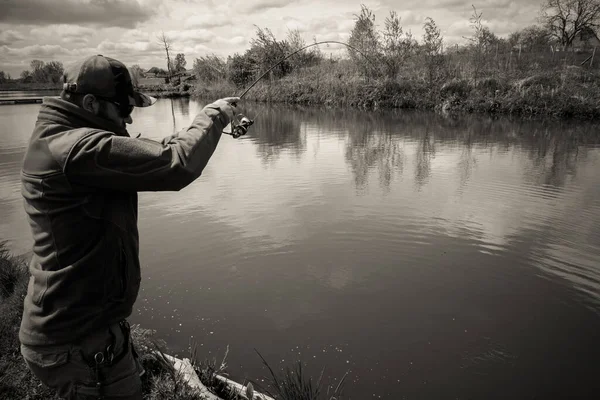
[190,0,600,86]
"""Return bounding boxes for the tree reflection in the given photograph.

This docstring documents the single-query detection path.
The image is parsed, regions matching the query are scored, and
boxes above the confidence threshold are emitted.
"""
[173,97,190,119]
[244,105,306,164]
[340,111,404,192]
[414,128,435,190]
[334,110,600,193]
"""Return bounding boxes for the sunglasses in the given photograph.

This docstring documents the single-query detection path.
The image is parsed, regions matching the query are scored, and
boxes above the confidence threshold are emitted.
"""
[95,95,134,118]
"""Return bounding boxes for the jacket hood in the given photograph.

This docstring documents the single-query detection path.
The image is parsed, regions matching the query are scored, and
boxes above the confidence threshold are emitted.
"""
[38,97,129,136]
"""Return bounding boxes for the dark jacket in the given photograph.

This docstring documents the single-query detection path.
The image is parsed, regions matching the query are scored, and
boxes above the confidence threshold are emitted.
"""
[20,97,229,346]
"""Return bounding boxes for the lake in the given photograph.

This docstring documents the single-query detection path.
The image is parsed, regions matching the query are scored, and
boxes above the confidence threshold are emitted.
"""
[2,97,600,399]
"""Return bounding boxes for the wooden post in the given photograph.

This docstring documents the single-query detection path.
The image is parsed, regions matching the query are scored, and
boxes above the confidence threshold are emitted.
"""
[591,47,596,68]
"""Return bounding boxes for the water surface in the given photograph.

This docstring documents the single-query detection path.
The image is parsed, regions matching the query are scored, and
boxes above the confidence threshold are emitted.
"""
[2,98,600,399]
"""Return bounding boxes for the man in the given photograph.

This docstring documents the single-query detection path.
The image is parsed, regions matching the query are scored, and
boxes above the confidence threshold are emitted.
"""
[19,54,242,399]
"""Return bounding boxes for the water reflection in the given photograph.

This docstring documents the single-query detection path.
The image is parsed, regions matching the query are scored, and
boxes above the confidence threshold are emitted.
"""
[247,107,306,164]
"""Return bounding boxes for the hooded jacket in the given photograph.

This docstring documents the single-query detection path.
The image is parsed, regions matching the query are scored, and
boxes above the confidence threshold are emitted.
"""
[20,97,230,346]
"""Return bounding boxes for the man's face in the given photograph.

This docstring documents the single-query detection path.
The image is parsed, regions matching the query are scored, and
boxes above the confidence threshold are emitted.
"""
[97,99,133,128]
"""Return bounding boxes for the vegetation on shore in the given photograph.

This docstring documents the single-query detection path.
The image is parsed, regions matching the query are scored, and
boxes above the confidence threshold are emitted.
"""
[186,2,600,119]
[0,242,346,400]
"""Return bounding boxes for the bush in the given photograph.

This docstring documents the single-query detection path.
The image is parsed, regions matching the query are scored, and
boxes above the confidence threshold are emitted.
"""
[441,79,471,99]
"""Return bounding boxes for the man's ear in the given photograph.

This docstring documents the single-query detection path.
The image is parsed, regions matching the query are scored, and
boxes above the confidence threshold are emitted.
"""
[82,94,99,114]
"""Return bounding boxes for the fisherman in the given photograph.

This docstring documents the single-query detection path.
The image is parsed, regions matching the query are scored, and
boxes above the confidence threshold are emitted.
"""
[18,54,243,399]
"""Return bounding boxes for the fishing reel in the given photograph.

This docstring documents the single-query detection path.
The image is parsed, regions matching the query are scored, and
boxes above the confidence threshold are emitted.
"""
[226,114,254,139]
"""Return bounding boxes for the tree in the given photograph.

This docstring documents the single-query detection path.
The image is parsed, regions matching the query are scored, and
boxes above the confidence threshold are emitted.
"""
[465,6,500,81]
[20,70,32,82]
[129,64,145,84]
[0,71,7,83]
[540,0,600,47]
[381,11,416,79]
[348,4,381,77]
[509,25,552,50]
[158,32,173,81]
[193,54,225,83]
[422,17,445,84]
[173,53,187,73]
[147,66,167,75]
[43,61,64,84]
[30,60,46,82]
[250,26,290,78]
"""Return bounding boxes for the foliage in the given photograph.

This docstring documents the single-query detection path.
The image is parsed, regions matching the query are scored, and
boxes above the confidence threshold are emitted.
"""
[0,71,10,83]
[256,350,348,400]
[381,11,417,79]
[147,66,168,76]
[23,60,64,84]
[129,64,145,85]
[173,53,187,73]
[540,0,600,46]
[286,28,321,71]
[508,25,553,50]
[348,4,381,77]
[422,17,445,84]
[227,53,256,87]
[193,54,226,83]
[250,26,291,79]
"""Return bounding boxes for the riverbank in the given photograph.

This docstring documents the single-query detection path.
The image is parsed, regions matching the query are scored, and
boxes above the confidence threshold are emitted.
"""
[7,68,596,120]
[191,66,600,119]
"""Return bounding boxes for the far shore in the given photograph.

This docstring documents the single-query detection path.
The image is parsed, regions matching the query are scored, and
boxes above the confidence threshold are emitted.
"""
[3,69,600,120]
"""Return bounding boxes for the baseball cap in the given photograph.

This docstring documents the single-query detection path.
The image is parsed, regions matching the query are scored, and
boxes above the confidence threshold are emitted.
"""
[62,54,156,109]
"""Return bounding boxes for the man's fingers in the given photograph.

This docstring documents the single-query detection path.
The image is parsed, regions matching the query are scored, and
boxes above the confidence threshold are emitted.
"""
[221,97,240,107]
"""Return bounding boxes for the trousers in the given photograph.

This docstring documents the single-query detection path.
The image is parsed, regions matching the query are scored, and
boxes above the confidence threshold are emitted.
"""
[21,320,144,400]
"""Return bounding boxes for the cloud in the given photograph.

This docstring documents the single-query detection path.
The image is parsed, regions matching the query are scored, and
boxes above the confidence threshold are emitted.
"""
[163,29,216,45]
[97,39,162,54]
[0,29,25,46]
[184,14,228,29]
[0,44,79,58]
[29,24,96,45]
[0,0,156,28]
[239,0,294,13]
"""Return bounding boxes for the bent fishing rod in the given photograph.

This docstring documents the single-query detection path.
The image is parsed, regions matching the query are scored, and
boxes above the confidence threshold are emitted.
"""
[226,40,378,138]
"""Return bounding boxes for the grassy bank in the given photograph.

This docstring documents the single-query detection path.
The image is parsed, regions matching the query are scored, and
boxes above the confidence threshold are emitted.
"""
[190,63,600,119]
[0,243,346,400]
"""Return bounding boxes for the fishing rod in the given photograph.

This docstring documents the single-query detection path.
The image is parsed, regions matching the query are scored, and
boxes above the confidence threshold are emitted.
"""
[226,40,378,138]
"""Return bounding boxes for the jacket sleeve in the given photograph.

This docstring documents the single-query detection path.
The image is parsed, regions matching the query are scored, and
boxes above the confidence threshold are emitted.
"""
[64,103,229,192]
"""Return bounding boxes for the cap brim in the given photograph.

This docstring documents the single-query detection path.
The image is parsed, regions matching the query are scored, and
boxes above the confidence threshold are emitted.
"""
[129,91,157,107]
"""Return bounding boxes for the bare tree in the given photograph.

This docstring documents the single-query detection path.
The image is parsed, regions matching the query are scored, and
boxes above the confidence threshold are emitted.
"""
[158,31,173,82]
[540,0,600,47]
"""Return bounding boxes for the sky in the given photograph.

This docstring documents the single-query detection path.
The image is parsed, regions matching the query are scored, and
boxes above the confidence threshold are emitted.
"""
[0,0,543,77]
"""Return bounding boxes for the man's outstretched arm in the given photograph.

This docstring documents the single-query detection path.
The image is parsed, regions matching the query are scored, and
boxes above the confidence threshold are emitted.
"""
[64,98,238,192]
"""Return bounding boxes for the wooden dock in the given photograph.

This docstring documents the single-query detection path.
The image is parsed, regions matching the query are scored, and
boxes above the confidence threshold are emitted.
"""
[0,98,44,105]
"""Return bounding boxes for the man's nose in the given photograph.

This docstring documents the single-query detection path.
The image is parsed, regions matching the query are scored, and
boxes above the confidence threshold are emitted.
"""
[125,115,133,124]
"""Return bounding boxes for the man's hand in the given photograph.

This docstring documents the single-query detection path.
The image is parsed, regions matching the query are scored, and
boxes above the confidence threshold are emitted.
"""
[206,97,240,125]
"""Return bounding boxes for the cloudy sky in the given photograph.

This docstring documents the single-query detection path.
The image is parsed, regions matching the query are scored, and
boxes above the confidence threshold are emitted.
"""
[0,0,542,77]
